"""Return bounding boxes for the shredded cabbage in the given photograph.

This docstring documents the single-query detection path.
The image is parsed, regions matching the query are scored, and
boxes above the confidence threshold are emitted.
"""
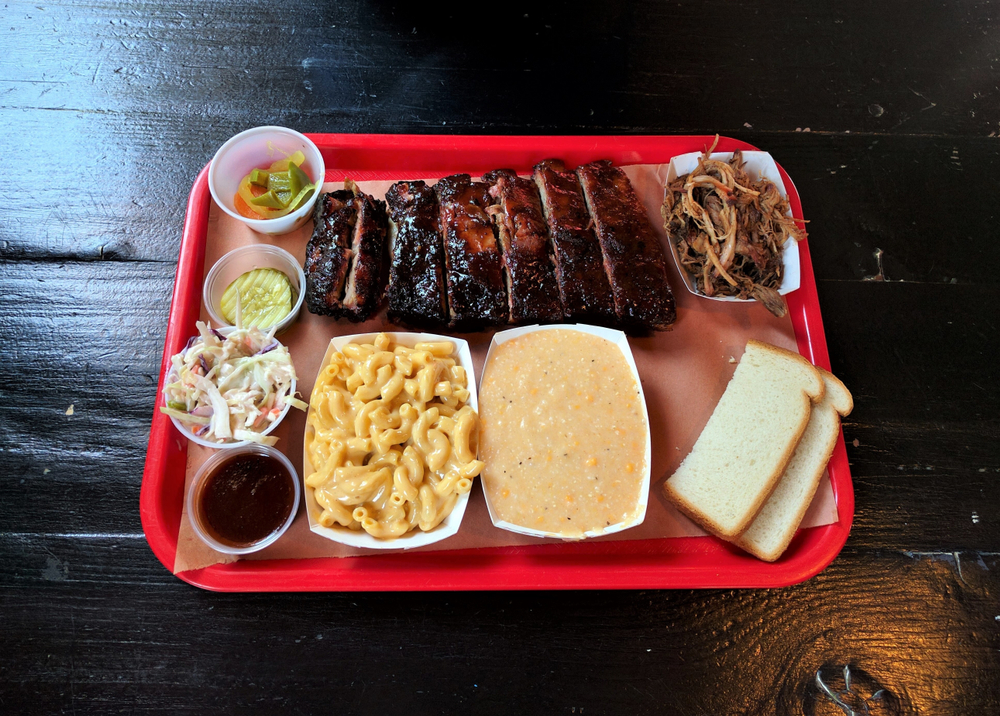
[160,321,304,445]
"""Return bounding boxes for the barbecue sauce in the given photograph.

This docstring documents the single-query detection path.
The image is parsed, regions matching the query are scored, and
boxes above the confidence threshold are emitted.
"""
[198,453,294,548]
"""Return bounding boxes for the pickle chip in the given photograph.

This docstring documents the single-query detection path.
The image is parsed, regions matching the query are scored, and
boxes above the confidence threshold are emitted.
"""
[221,268,294,328]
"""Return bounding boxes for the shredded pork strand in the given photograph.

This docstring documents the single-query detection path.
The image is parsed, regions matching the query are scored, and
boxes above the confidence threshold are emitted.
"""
[661,136,807,317]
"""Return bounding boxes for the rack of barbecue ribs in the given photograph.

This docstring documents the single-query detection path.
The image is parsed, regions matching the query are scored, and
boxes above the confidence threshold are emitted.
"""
[304,160,677,332]
[304,187,390,321]
[483,168,564,324]
[384,180,449,329]
[533,159,617,325]
[576,160,677,330]
[434,174,509,331]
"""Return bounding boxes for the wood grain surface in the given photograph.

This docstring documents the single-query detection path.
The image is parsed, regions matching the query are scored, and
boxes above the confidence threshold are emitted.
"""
[1,0,998,714]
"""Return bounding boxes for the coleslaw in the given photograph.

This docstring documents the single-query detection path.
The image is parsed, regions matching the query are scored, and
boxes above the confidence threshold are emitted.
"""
[161,321,307,445]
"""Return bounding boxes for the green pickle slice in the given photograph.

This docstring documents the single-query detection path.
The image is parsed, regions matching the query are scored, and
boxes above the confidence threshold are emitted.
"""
[220,268,295,328]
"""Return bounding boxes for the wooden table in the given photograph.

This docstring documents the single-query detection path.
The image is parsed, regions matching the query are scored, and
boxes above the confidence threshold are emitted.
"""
[2,1,998,712]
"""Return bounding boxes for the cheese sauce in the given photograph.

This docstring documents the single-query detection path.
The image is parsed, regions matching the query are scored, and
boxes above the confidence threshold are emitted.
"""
[479,329,648,538]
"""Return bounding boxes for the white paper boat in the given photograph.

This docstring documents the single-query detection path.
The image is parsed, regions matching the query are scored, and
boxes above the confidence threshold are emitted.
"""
[478,323,652,540]
[664,151,801,302]
[302,332,477,550]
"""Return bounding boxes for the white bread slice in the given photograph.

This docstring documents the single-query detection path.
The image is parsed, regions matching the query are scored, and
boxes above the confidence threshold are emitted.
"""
[663,340,824,538]
[736,369,853,561]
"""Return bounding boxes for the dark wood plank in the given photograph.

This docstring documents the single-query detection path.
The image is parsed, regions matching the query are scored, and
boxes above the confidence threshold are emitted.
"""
[766,134,1000,286]
[6,108,1000,287]
[2,536,998,713]
[819,280,1000,553]
[7,0,997,137]
[819,281,999,427]
[0,261,169,534]
[4,0,1000,284]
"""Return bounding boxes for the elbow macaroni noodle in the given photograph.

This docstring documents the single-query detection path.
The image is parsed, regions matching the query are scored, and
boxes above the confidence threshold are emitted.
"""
[305,333,484,539]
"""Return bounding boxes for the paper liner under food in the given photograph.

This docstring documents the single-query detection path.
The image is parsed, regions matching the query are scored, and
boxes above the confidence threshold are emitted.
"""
[478,324,652,540]
[171,163,840,575]
[302,333,477,550]
[663,151,801,302]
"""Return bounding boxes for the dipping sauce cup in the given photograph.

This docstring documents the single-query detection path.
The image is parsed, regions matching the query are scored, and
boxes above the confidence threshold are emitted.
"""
[187,444,300,555]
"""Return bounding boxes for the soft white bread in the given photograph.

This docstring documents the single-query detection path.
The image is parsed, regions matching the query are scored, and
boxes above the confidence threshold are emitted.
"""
[663,340,824,538]
[736,369,853,561]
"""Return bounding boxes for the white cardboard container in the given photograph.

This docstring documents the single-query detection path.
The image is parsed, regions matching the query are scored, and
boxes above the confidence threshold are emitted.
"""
[478,324,652,540]
[302,332,478,550]
[664,151,801,301]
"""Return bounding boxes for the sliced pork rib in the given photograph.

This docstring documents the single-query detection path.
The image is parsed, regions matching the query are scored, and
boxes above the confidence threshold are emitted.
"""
[435,174,508,331]
[482,168,563,324]
[304,190,357,317]
[341,187,389,322]
[532,159,617,325]
[385,180,449,329]
[576,160,676,331]
[304,187,389,321]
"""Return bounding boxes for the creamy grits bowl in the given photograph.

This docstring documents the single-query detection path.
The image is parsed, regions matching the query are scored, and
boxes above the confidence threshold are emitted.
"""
[477,324,652,540]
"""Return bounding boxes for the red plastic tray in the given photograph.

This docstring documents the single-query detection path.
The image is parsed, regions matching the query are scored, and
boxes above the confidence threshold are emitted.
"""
[140,134,853,591]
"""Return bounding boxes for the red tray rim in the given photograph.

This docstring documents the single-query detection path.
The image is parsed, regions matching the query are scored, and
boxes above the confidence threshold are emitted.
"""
[140,133,853,592]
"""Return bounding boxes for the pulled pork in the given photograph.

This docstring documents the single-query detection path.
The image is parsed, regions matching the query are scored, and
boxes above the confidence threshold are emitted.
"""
[662,137,807,317]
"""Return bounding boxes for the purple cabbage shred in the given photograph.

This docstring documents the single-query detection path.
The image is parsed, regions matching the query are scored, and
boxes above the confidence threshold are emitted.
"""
[255,340,279,356]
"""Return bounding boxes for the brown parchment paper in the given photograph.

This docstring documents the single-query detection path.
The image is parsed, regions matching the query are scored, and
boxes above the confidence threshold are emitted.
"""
[171,164,839,574]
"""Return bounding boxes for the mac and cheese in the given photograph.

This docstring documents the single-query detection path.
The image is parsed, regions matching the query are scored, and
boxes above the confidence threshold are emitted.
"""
[305,333,483,539]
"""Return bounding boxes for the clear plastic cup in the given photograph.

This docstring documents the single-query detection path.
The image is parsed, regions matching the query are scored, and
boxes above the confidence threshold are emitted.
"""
[203,244,306,335]
[208,126,326,236]
[186,444,300,555]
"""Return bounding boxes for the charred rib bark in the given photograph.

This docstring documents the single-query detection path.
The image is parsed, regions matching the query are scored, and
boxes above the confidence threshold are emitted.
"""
[341,187,389,322]
[533,159,616,325]
[304,190,357,317]
[483,168,563,324]
[576,160,676,331]
[435,174,508,330]
[385,181,449,329]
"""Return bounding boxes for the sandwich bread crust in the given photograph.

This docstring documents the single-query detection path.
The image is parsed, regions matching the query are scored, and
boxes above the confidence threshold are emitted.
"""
[735,369,853,561]
[663,340,824,539]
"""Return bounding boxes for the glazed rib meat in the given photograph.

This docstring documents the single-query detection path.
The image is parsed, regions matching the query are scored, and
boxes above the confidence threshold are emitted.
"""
[304,187,389,321]
[532,159,616,325]
[385,180,449,329]
[304,190,357,317]
[341,186,389,322]
[576,160,676,330]
[434,174,508,330]
[482,169,563,324]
